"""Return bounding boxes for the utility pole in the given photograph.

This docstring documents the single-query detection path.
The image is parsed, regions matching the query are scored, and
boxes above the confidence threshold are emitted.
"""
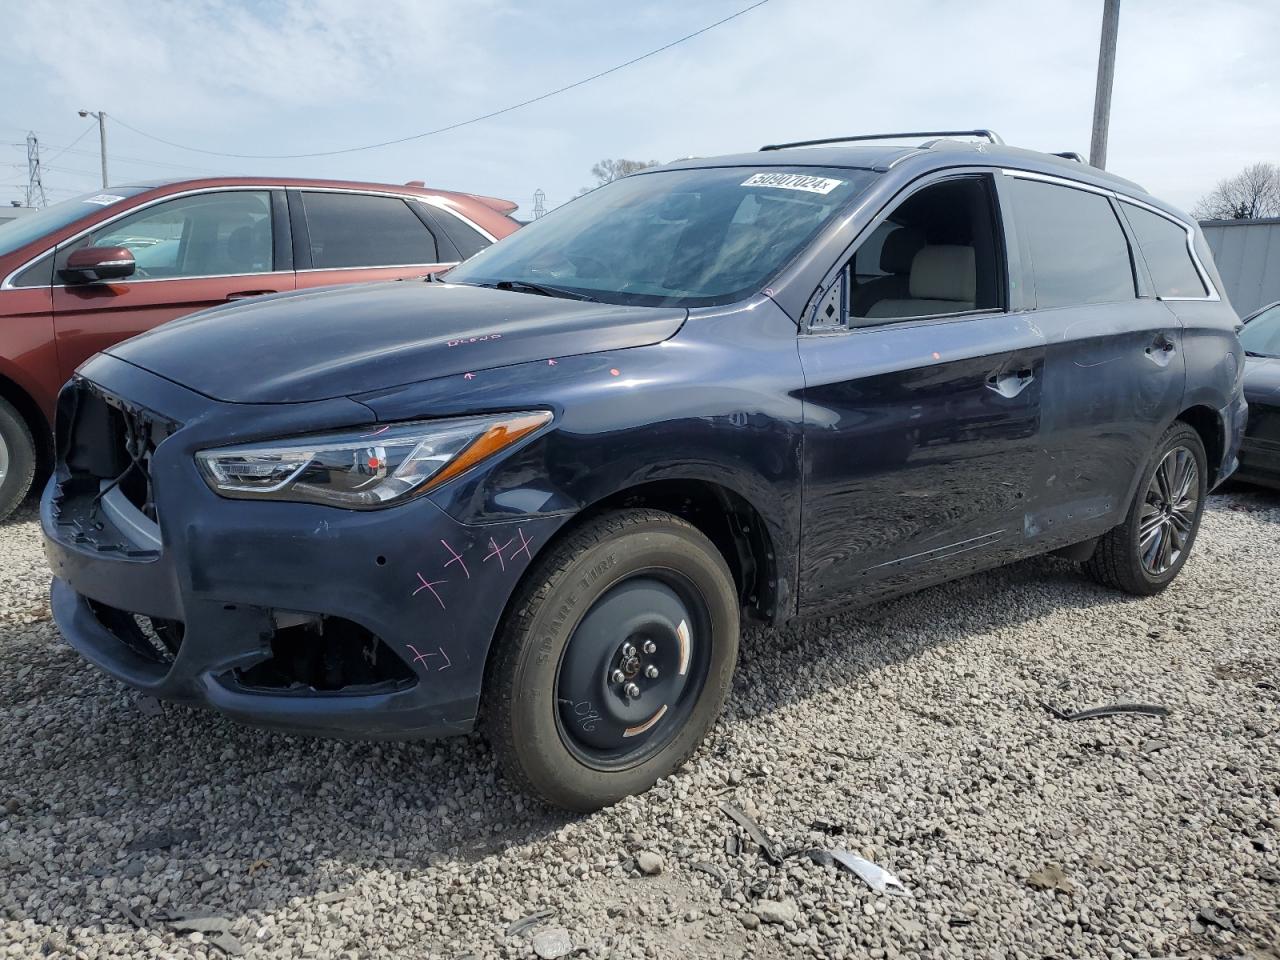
[1089,0,1121,169]
[77,109,108,187]
[25,133,46,208]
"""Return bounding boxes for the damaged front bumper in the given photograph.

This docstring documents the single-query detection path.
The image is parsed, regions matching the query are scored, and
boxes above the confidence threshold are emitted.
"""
[41,355,563,740]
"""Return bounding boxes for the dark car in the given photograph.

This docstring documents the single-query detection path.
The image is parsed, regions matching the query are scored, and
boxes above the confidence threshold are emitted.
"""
[1237,300,1280,488]
[0,177,520,519]
[41,131,1245,810]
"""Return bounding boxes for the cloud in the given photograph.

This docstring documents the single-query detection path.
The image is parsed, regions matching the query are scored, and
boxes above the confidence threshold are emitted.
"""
[2,0,1277,213]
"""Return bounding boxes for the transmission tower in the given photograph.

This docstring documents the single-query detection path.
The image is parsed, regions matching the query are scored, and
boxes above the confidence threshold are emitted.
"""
[25,133,46,208]
[532,189,547,219]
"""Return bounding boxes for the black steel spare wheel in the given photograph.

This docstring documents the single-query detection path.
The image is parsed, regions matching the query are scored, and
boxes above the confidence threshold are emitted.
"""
[483,508,740,811]
[555,573,711,768]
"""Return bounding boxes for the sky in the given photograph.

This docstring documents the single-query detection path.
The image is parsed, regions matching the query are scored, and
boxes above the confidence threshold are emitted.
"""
[2,0,1277,217]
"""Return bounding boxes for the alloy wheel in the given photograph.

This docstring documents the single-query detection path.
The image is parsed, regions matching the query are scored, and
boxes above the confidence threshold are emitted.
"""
[1138,445,1200,576]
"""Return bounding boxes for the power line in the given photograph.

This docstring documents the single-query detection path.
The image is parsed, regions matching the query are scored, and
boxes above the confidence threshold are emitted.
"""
[108,0,770,160]
[44,123,96,165]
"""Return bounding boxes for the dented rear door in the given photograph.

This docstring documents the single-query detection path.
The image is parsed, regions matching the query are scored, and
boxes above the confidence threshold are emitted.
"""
[1002,172,1184,549]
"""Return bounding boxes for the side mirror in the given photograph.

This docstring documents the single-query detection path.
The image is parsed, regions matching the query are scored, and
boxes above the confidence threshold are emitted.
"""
[61,246,136,283]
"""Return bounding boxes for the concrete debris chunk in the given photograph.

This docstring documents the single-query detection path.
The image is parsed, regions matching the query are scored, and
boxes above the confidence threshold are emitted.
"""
[1026,864,1076,895]
[531,926,574,959]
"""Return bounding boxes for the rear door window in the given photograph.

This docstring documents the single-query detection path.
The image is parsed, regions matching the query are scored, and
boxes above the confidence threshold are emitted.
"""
[300,192,438,269]
[1009,178,1136,308]
[1120,202,1207,298]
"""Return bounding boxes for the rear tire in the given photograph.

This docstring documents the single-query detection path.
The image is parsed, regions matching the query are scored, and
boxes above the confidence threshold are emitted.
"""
[483,509,739,811]
[1084,422,1207,596]
[0,397,36,522]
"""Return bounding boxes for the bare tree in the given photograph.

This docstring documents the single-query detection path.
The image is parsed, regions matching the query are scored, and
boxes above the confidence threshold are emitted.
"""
[578,158,661,195]
[1193,162,1280,220]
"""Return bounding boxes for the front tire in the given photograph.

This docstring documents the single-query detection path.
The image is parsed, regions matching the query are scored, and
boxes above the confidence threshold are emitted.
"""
[1084,422,1207,596]
[484,509,739,811]
[0,397,36,522]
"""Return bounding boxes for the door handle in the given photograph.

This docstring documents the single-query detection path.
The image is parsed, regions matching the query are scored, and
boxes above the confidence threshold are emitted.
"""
[226,289,277,301]
[985,368,1035,399]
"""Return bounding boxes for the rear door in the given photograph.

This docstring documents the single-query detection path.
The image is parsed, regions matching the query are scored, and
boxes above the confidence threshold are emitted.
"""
[50,189,294,381]
[289,190,457,291]
[797,171,1046,612]
[1001,172,1184,548]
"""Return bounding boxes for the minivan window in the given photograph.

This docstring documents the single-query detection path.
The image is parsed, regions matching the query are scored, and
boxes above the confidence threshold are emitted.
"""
[446,166,880,308]
[1009,178,1136,309]
[301,192,438,269]
[0,187,148,259]
[65,190,274,279]
[1121,202,1207,298]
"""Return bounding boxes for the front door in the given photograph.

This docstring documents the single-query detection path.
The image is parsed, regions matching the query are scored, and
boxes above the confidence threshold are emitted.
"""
[797,173,1045,612]
[50,189,294,381]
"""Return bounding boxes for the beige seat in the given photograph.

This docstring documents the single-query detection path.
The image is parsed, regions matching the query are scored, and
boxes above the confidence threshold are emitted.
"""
[863,244,976,319]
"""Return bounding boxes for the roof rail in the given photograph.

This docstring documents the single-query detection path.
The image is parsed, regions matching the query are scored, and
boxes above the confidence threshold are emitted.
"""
[1052,151,1086,163]
[759,129,1004,151]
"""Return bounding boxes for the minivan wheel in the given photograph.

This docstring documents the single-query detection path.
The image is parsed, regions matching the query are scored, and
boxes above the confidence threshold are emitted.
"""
[1084,422,1207,596]
[0,397,36,522]
[483,509,739,811]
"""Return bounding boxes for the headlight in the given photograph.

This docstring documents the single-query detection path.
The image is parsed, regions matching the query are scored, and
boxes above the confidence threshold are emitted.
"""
[195,410,551,508]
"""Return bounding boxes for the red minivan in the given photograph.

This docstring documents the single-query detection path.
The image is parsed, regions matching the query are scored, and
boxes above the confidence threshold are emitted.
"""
[0,177,521,518]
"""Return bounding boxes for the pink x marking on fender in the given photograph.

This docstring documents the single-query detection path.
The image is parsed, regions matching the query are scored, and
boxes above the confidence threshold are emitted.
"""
[440,539,470,579]
[510,528,534,562]
[412,572,447,608]
[406,643,452,671]
[483,536,514,571]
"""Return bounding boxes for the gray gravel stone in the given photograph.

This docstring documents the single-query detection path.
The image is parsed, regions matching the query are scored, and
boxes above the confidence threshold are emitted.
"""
[754,899,798,924]
[635,851,664,876]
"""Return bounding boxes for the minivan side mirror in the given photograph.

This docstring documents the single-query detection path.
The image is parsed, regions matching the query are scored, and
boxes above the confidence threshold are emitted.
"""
[61,246,136,283]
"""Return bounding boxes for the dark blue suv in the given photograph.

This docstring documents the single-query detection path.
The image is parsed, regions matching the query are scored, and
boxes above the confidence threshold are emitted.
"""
[42,131,1246,810]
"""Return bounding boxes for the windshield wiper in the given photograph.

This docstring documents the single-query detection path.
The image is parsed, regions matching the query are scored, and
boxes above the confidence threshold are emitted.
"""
[1244,350,1269,358]
[486,279,599,302]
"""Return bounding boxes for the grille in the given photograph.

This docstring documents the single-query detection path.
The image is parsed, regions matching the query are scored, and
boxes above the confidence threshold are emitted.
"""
[87,601,185,665]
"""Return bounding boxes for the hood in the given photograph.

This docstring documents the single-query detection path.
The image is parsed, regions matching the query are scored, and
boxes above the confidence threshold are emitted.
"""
[105,281,686,404]
[1244,355,1280,406]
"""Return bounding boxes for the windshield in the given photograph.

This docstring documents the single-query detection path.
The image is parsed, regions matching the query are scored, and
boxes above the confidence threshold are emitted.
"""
[0,187,149,259]
[1241,304,1280,358]
[447,166,878,307]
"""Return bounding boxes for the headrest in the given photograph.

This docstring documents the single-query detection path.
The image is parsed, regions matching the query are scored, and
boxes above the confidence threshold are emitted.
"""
[909,245,976,302]
[880,227,925,275]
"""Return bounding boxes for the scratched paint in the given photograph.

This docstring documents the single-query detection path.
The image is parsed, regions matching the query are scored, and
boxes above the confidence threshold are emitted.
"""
[447,334,503,347]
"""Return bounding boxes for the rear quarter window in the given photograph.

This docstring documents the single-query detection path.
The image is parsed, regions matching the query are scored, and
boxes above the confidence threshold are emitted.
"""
[1120,202,1207,298]
[1009,177,1136,309]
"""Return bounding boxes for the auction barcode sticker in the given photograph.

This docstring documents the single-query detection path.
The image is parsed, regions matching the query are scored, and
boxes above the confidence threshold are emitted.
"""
[82,194,125,206]
[741,172,844,195]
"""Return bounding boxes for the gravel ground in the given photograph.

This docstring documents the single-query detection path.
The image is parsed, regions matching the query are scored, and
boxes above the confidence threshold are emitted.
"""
[1,489,1278,959]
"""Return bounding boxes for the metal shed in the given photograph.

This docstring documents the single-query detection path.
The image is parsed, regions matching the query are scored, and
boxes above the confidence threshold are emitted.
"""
[1199,218,1280,316]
